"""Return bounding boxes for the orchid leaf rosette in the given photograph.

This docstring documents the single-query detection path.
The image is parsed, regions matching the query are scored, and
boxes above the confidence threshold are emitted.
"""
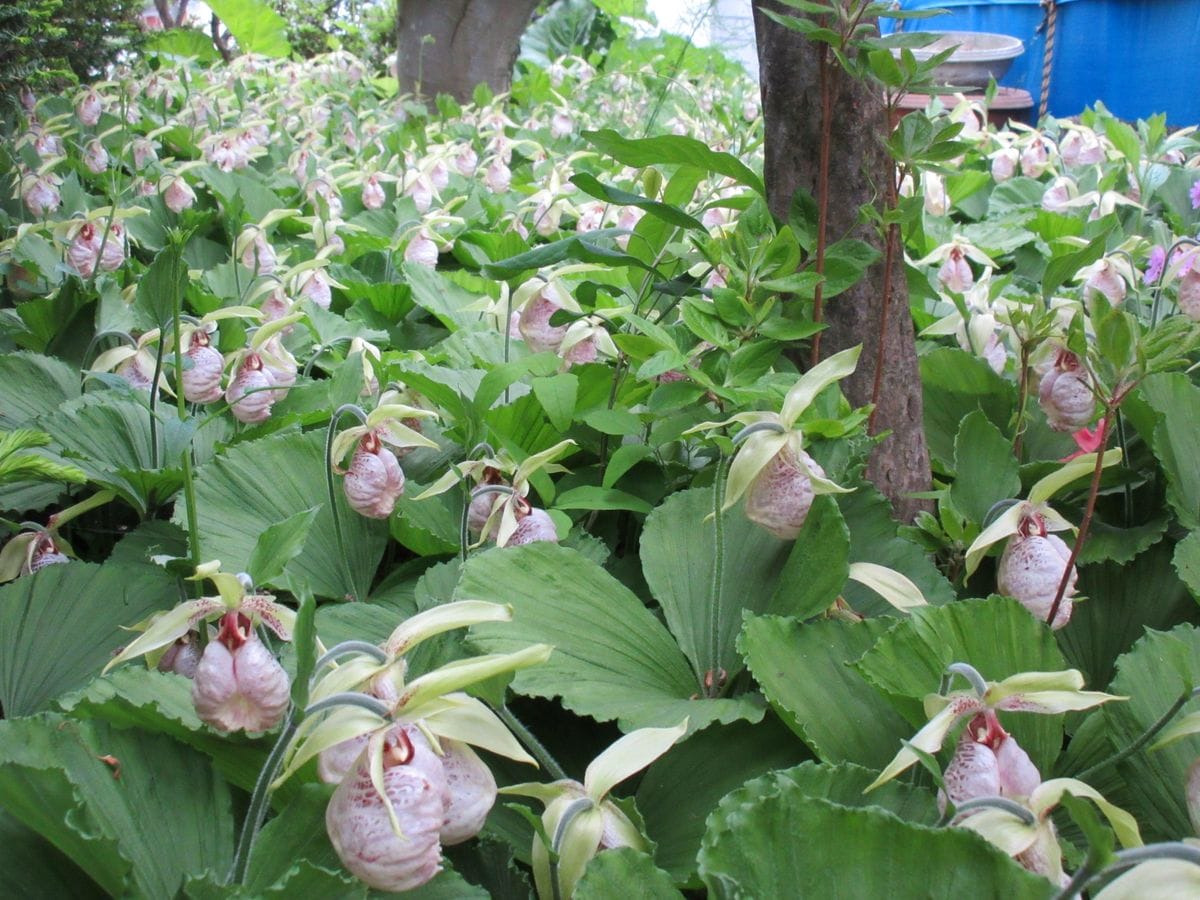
[503,720,687,900]
[272,601,553,892]
[963,450,1122,628]
[689,345,861,540]
[103,561,295,733]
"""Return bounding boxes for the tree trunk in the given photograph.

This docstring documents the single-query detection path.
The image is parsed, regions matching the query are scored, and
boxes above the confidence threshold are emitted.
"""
[752,0,931,523]
[395,0,540,102]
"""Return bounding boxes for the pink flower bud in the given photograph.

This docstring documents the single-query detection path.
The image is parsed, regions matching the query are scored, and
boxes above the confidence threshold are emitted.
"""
[343,432,406,519]
[225,353,275,424]
[997,515,1075,629]
[438,741,497,845]
[182,330,224,403]
[1038,350,1094,432]
[326,730,447,892]
[744,446,825,540]
[191,612,290,733]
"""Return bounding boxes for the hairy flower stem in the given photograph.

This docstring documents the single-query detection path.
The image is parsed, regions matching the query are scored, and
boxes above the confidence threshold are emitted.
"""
[1076,686,1200,783]
[1045,407,1113,626]
[495,703,567,781]
[1012,343,1032,459]
[325,404,369,601]
[167,237,202,567]
[227,712,299,884]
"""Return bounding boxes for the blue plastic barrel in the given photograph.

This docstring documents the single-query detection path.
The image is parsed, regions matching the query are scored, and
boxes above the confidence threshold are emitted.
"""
[883,0,1200,123]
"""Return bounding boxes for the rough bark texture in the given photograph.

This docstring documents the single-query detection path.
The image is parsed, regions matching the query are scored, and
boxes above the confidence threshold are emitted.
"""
[395,0,540,102]
[752,1,931,523]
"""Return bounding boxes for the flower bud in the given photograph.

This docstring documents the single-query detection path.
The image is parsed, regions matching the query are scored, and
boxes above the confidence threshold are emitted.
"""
[484,160,511,194]
[191,612,290,733]
[84,139,109,174]
[157,633,202,678]
[343,432,406,519]
[76,89,102,126]
[744,445,824,540]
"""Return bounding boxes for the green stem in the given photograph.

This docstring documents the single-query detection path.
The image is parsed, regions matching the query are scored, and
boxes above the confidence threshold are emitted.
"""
[1076,686,1200,783]
[227,713,298,884]
[169,242,202,566]
[496,703,567,781]
[325,404,369,601]
[707,455,729,697]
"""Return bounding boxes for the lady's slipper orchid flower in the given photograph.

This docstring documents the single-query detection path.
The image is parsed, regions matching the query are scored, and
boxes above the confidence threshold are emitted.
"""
[1058,124,1106,168]
[690,347,861,540]
[225,352,276,423]
[504,721,687,900]
[868,664,1121,793]
[75,88,103,126]
[922,171,949,216]
[1041,175,1077,213]
[1038,347,1095,431]
[990,146,1019,182]
[329,397,440,519]
[20,171,62,217]
[273,603,552,890]
[514,276,580,353]
[160,174,196,213]
[65,219,126,277]
[181,326,225,403]
[103,562,296,733]
[1077,255,1135,306]
[962,451,1121,627]
[1019,132,1054,178]
[558,316,618,369]
[915,237,997,294]
[83,139,109,174]
[90,329,166,394]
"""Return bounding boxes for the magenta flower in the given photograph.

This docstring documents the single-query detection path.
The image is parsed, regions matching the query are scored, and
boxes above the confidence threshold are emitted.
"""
[1190,179,1200,210]
[1144,245,1167,284]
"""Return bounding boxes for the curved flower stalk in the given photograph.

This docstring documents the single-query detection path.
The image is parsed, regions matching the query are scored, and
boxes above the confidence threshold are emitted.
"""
[504,721,687,900]
[273,602,552,891]
[688,345,861,540]
[867,663,1122,793]
[962,450,1122,628]
[103,561,296,733]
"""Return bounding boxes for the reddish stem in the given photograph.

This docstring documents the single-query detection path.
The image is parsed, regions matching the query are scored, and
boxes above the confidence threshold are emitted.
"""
[811,42,836,366]
[1044,405,1113,626]
[867,169,900,433]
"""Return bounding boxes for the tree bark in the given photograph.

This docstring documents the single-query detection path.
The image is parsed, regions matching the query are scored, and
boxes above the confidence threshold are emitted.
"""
[395,0,541,102]
[752,0,931,522]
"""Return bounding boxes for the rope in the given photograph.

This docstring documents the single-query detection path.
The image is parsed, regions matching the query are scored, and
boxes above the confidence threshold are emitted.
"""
[1039,0,1058,120]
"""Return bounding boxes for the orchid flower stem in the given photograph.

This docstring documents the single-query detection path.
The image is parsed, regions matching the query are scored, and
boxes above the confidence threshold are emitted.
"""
[312,641,389,673]
[945,662,989,697]
[227,712,299,885]
[324,404,369,602]
[304,692,392,718]
[148,335,166,470]
[1046,407,1113,625]
[707,455,730,697]
[495,703,567,782]
[944,796,1038,827]
[1075,686,1200,783]
[166,236,202,569]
